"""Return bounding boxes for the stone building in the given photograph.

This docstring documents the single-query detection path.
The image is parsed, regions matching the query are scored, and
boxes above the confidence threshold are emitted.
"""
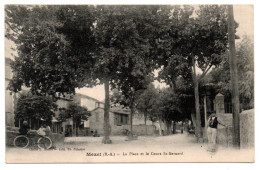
[5,58,15,127]
[88,107,155,136]
[53,93,104,136]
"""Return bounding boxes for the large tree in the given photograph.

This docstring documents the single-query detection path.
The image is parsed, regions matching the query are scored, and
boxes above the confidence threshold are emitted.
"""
[91,5,167,142]
[156,5,233,141]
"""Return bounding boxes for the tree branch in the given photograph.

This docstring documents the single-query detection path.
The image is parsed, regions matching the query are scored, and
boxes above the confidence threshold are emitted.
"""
[198,64,212,83]
[5,21,19,35]
[191,56,197,82]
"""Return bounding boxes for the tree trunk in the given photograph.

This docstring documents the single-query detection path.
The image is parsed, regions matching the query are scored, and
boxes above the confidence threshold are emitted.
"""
[191,113,196,129]
[169,121,173,134]
[192,56,202,142]
[166,121,170,135]
[130,105,134,134]
[172,121,176,134]
[144,112,147,135]
[164,120,168,135]
[102,79,112,144]
[73,123,76,137]
[228,5,240,148]
[181,121,184,134]
[158,115,162,136]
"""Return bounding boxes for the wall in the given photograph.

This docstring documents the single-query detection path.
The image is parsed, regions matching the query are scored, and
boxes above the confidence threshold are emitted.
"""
[73,94,101,111]
[55,99,71,117]
[133,125,155,135]
[89,108,130,135]
[5,58,15,127]
[215,110,254,149]
[89,108,156,136]
[6,126,64,147]
[240,109,254,149]
[132,113,153,125]
[216,113,233,147]
[80,97,96,111]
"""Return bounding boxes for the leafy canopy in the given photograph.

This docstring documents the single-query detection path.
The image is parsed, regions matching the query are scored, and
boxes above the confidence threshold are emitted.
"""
[59,102,91,127]
[6,5,97,96]
[209,36,254,109]
[14,92,57,123]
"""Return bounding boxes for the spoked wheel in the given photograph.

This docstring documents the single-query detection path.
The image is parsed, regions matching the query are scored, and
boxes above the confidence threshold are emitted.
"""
[14,135,29,148]
[37,136,52,150]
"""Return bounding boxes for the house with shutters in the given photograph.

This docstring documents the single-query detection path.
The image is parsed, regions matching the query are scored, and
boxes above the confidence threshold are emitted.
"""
[88,106,155,136]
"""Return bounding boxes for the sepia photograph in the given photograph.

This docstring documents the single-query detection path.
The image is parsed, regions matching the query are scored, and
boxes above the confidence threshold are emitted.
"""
[4,3,254,163]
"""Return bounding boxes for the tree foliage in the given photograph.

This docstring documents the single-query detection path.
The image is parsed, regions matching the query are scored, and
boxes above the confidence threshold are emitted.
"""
[210,35,254,109]
[59,103,90,126]
[136,84,159,121]
[6,5,96,96]
[14,92,57,125]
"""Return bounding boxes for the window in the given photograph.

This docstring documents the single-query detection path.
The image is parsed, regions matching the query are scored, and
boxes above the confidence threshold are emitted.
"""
[114,113,128,125]
[96,112,99,122]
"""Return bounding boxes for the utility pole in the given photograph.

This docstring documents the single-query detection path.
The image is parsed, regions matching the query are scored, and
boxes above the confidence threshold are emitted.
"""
[227,5,240,148]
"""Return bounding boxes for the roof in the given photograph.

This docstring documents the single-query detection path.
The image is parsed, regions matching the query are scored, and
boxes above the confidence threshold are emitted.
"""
[216,93,224,96]
[56,93,74,101]
[90,107,104,112]
[75,93,102,103]
[90,107,130,115]
[110,107,130,115]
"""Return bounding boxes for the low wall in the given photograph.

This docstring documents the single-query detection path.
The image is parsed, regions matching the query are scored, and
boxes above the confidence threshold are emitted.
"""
[111,125,130,135]
[210,110,254,149]
[240,109,254,149]
[216,113,233,147]
[90,124,155,136]
[6,126,64,147]
[6,126,19,146]
[132,125,155,135]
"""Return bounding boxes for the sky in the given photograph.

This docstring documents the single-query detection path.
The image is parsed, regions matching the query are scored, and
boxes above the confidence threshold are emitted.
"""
[4,5,254,101]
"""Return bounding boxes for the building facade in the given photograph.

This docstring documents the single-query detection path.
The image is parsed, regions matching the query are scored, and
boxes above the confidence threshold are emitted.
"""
[5,58,15,127]
[88,107,155,136]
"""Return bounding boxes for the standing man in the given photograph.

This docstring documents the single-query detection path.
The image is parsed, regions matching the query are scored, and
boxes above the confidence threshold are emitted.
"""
[207,113,227,152]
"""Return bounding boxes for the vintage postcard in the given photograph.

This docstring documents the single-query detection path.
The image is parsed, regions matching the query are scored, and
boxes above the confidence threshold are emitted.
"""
[5,4,254,163]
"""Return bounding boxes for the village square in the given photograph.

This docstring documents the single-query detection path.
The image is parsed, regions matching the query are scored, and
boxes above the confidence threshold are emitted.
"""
[4,4,254,163]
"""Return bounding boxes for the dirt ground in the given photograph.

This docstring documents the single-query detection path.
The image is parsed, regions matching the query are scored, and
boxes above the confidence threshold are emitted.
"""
[6,133,254,163]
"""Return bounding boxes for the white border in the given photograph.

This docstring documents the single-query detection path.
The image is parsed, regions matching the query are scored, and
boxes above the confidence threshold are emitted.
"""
[1,0,259,169]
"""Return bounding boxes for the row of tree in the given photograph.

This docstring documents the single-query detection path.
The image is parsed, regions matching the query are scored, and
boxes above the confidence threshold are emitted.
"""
[131,35,254,136]
[6,5,237,143]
